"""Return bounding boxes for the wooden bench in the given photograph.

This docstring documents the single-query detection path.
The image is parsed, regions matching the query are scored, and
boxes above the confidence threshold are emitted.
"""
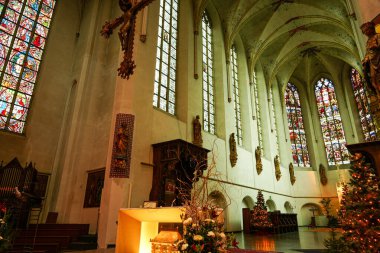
[16,228,83,241]
[11,243,61,253]
[28,223,90,235]
[242,208,298,234]
[14,235,72,249]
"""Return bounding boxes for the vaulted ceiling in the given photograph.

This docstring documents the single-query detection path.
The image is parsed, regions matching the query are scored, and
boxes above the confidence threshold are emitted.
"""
[193,0,363,89]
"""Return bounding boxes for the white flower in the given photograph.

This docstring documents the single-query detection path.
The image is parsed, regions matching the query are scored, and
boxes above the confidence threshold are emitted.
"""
[193,235,203,241]
[183,217,192,225]
[0,236,3,240]
[0,219,4,224]
[207,231,215,237]
[219,232,226,239]
[181,243,188,250]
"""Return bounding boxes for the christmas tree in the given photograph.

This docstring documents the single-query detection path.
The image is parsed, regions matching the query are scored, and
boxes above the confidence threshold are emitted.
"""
[336,153,380,252]
[250,190,273,230]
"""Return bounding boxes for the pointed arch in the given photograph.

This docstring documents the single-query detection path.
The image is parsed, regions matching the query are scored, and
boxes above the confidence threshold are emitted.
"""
[285,83,311,167]
[0,0,57,133]
[152,0,180,115]
[350,68,377,141]
[230,45,242,145]
[315,78,350,165]
[201,11,215,134]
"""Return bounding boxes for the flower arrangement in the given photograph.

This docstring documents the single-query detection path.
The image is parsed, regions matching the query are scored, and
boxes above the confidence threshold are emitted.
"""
[174,147,239,253]
[176,207,238,252]
[0,187,23,251]
[0,201,12,251]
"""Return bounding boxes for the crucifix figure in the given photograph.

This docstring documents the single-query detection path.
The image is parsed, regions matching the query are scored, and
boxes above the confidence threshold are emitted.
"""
[101,0,156,79]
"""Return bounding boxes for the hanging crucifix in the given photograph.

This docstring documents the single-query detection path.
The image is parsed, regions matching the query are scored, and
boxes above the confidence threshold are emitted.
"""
[101,0,156,79]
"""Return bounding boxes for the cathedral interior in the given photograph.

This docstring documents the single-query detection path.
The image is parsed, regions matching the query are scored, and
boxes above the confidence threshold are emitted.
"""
[0,0,379,251]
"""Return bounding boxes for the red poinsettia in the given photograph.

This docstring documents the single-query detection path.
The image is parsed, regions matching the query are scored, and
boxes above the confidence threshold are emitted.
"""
[0,202,6,213]
[231,238,239,248]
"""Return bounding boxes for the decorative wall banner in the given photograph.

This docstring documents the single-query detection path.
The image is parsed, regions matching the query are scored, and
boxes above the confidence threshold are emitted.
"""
[229,133,238,167]
[255,146,263,175]
[319,164,328,185]
[110,114,135,178]
[289,162,296,185]
[274,155,281,181]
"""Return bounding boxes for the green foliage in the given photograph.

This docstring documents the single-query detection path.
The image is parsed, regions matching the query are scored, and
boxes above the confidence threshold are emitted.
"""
[250,190,272,229]
[325,153,380,252]
[176,208,238,252]
[320,198,338,228]
[0,206,13,252]
[324,228,349,253]
[320,198,332,217]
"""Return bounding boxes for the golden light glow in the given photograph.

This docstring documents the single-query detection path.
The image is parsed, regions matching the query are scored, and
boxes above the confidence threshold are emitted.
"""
[116,207,183,253]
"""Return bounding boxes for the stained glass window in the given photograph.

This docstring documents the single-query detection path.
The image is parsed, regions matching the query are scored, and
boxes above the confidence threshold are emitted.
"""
[315,78,350,165]
[285,83,310,167]
[202,12,215,134]
[253,72,262,152]
[152,0,179,115]
[0,0,56,133]
[350,68,377,141]
[230,45,242,145]
[270,87,279,155]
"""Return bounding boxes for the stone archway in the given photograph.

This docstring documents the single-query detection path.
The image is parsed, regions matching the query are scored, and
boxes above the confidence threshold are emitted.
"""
[299,203,323,226]
[241,196,255,230]
[242,196,255,209]
[209,191,228,228]
[266,199,277,211]
[284,201,293,213]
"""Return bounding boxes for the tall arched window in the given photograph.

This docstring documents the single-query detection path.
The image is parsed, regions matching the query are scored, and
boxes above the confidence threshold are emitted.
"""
[253,72,262,152]
[230,45,242,145]
[285,83,310,167]
[350,68,377,141]
[0,0,56,134]
[270,87,279,155]
[201,12,215,134]
[152,0,179,115]
[315,78,350,165]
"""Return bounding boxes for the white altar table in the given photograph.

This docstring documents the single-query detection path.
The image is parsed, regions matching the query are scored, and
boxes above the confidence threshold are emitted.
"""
[115,207,183,253]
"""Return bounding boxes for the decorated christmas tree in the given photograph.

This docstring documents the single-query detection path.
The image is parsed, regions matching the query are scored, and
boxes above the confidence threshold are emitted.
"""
[336,153,380,252]
[250,190,272,230]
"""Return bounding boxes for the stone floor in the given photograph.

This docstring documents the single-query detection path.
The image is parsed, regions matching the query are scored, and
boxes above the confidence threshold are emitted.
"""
[234,227,332,253]
[68,227,334,253]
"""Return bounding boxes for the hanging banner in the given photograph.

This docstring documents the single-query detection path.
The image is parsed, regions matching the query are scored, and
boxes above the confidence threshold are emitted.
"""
[110,114,134,178]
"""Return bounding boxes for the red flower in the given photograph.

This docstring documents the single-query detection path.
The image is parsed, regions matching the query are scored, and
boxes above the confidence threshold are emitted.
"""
[232,238,239,248]
[191,244,204,252]
[0,202,6,213]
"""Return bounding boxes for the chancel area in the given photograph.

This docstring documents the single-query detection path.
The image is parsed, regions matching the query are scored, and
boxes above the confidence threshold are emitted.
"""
[0,0,379,252]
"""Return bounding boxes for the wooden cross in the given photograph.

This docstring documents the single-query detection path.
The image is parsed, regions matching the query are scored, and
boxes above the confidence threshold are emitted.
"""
[101,0,157,79]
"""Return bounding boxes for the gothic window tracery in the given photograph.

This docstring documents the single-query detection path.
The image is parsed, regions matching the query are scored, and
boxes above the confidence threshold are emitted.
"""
[230,45,242,145]
[0,0,56,133]
[350,68,377,141]
[201,12,215,134]
[152,0,179,115]
[285,83,310,167]
[315,78,350,165]
[270,87,279,155]
[253,72,262,152]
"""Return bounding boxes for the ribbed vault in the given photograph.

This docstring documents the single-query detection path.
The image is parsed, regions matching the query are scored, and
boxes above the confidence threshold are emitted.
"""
[193,0,361,89]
